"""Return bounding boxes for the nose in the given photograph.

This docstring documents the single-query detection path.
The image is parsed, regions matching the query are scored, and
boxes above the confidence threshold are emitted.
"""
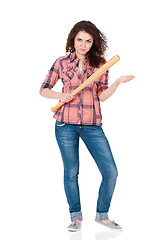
[81,41,86,48]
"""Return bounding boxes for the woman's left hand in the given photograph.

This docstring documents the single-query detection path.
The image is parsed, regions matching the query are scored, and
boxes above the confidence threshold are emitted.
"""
[117,75,135,84]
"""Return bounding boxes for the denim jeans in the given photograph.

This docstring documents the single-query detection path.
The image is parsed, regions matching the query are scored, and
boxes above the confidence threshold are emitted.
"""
[55,120,118,222]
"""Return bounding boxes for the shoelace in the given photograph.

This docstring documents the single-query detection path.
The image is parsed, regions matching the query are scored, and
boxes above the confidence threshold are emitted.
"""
[72,220,77,226]
[72,220,79,226]
[112,221,119,226]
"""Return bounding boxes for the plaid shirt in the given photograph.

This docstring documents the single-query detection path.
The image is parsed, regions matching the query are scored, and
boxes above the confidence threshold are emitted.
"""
[40,51,109,125]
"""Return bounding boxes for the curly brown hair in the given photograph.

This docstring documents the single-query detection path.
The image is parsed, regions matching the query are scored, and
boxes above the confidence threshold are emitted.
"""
[66,20,108,68]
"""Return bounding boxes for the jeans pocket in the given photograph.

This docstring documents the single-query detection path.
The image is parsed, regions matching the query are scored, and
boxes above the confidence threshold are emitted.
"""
[55,120,66,128]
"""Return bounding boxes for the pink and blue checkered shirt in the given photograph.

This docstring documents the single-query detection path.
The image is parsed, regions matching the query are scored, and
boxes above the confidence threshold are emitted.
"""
[40,52,109,125]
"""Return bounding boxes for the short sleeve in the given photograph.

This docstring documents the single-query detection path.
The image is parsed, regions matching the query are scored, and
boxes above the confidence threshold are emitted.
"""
[97,69,109,97]
[39,58,60,94]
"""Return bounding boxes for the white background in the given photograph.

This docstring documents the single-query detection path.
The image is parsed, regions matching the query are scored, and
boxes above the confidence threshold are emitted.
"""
[0,0,159,239]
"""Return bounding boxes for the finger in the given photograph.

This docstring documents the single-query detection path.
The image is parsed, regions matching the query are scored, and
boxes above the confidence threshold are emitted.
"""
[129,75,135,78]
[69,94,74,98]
[128,75,135,81]
[65,96,73,102]
[68,96,73,100]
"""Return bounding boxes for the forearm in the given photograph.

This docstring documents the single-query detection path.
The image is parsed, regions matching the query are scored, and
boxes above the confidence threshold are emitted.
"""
[99,80,120,102]
[99,74,135,102]
[40,88,63,99]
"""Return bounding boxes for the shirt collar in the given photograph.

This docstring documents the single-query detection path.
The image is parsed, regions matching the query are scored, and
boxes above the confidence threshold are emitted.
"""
[69,51,78,62]
[68,51,93,71]
[69,51,89,63]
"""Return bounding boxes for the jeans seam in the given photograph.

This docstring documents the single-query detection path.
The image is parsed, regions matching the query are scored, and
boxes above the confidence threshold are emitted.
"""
[81,134,106,213]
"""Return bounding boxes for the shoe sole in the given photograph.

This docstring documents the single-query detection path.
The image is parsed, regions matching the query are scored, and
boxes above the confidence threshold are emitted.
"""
[68,228,81,232]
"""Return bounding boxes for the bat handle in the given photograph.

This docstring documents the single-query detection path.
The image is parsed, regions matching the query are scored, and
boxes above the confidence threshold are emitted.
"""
[51,101,65,113]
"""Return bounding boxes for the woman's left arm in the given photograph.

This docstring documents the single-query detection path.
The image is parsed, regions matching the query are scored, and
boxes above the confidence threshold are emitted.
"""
[99,75,135,102]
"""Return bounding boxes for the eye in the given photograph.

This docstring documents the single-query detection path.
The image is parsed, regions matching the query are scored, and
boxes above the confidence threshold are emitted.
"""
[87,40,92,43]
[77,38,82,41]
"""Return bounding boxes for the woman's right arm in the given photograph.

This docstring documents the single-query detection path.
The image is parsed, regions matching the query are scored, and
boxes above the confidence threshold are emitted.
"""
[40,58,74,103]
[40,88,74,102]
[40,88,63,99]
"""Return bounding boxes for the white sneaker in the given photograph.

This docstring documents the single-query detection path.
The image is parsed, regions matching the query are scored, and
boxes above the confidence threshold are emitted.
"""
[95,219,122,231]
[67,220,81,232]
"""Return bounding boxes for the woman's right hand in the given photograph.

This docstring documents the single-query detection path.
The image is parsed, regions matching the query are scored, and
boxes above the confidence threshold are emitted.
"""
[60,93,75,103]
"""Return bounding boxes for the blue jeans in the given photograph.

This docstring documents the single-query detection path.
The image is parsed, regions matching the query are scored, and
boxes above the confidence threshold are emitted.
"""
[55,120,118,222]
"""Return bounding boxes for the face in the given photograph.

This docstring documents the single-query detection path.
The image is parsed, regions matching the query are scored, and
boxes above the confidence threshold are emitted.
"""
[74,31,93,57]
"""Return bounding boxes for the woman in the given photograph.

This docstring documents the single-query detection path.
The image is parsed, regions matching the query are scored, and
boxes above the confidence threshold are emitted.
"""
[40,20,134,232]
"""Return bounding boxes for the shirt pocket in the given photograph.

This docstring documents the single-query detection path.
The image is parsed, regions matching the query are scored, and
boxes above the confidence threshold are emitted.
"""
[61,67,75,84]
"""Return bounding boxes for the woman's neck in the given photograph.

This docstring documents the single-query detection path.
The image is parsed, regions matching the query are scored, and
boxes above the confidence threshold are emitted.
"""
[75,52,85,68]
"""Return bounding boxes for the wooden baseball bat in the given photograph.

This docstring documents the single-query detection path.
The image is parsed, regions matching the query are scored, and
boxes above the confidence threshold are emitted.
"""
[51,55,120,113]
